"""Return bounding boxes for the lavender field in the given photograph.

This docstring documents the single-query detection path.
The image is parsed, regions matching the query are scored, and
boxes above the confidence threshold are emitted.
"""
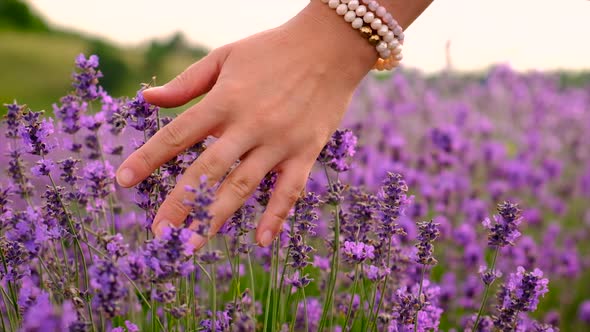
[1,55,589,331]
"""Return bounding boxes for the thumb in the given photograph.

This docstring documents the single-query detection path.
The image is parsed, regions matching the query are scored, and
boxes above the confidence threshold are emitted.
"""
[143,45,231,108]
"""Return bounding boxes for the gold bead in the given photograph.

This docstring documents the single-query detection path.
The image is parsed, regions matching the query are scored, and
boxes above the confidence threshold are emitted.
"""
[368,34,381,46]
[359,26,373,39]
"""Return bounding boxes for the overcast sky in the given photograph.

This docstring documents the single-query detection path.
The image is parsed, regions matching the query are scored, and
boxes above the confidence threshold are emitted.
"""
[27,0,590,73]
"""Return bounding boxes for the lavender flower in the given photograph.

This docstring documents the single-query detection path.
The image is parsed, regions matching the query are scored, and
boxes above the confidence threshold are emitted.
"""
[341,187,376,242]
[0,238,30,282]
[100,233,129,260]
[58,158,80,186]
[377,172,409,241]
[20,293,77,331]
[296,298,322,332]
[30,159,55,177]
[578,300,590,324]
[285,192,320,271]
[200,310,232,332]
[342,241,375,263]
[318,129,358,172]
[17,277,41,313]
[80,160,115,209]
[52,95,86,134]
[184,175,216,234]
[6,207,47,255]
[479,265,502,286]
[73,53,103,101]
[18,110,54,156]
[415,220,440,266]
[493,266,549,330]
[483,201,523,247]
[143,226,195,281]
[153,283,176,304]
[134,173,162,228]
[7,149,33,198]
[365,264,391,282]
[124,88,158,132]
[111,321,140,332]
[390,280,443,331]
[121,252,147,284]
[256,171,277,207]
[220,204,255,253]
[89,258,128,317]
[3,101,24,138]
[285,270,313,290]
[41,185,72,239]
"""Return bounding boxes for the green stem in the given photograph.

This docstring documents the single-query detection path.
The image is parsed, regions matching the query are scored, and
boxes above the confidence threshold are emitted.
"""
[344,264,361,329]
[208,241,218,332]
[289,290,301,332]
[0,287,16,331]
[277,215,296,324]
[46,170,96,326]
[318,167,341,332]
[0,243,20,322]
[414,266,426,332]
[302,287,309,332]
[472,247,500,331]
[271,233,281,330]
[0,296,7,332]
[369,236,393,332]
[37,256,60,293]
[264,239,277,331]
[223,236,241,314]
[246,251,257,326]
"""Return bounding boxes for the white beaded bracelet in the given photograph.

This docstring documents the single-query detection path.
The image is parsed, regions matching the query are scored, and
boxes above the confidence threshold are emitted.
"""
[321,0,404,71]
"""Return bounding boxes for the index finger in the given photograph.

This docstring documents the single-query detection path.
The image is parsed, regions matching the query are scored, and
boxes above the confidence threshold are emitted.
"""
[116,96,221,188]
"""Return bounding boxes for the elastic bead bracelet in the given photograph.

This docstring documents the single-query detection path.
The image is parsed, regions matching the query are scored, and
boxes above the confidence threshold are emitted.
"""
[320,0,404,71]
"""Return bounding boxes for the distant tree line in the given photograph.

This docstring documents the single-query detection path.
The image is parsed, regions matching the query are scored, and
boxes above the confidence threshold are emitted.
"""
[0,0,48,31]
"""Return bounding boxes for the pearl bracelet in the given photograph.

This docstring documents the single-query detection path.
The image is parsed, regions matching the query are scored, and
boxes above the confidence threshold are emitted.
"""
[320,0,404,71]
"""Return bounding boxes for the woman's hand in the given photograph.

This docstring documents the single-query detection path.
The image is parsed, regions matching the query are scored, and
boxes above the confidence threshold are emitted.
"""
[115,0,376,249]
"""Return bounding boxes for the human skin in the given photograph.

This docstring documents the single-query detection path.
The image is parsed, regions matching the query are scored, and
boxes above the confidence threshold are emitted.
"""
[116,0,433,249]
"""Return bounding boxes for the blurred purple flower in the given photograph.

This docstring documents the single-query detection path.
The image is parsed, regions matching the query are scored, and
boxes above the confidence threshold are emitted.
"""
[144,226,195,281]
[578,300,590,324]
[20,293,77,331]
[184,175,215,235]
[342,241,375,263]
[318,129,358,172]
[89,258,128,318]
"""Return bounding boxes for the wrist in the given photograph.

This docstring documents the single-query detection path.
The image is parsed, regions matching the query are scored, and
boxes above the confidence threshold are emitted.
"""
[284,0,379,82]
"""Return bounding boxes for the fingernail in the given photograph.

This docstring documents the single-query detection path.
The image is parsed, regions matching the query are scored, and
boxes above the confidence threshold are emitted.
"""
[190,233,207,251]
[117,168,135,187]
[259,230,274,247]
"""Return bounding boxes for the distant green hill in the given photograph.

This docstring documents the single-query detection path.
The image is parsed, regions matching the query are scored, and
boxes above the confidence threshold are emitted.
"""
[0,0,208,115]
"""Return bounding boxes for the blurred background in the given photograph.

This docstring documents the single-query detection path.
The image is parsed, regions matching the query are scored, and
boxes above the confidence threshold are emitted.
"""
[1,0,589,112]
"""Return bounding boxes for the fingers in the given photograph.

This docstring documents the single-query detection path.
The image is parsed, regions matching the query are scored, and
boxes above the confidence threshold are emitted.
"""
[116,96,220,188]
[151,131,253,237]
[190,148,283,249]
[255,161,312,247]
[143,46,231,108]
